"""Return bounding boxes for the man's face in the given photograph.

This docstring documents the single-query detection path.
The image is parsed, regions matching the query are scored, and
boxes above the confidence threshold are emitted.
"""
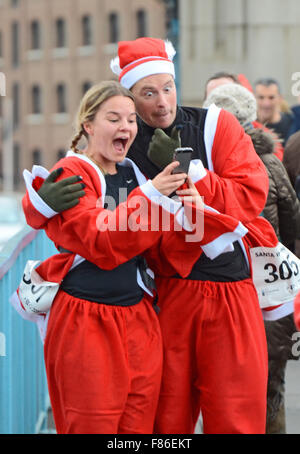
[131,74,177,129]
[205,77,236,98]
[255,83,281,123]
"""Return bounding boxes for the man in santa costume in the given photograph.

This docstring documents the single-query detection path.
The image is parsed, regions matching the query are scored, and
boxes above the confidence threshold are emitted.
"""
[20,38,293,434]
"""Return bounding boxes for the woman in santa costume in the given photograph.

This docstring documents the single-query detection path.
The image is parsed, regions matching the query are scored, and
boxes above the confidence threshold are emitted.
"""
[19,80,188,435]
[15,79,250,434]
[18,38,297,434]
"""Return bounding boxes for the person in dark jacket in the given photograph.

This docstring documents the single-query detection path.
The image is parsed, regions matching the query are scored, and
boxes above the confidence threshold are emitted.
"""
[254,78,294,147]
[296,176,300,201]
[283,130,300,258]
[288,96,300,137]
[246,127,300,434]
[204,82,300,435]
[246,128,300,247]
[283,131,300,189]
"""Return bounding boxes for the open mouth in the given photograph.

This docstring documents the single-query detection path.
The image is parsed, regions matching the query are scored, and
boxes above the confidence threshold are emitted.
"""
[113,137,129,152]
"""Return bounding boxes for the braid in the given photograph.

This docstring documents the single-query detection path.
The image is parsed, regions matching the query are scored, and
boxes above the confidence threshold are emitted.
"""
[70,128,84,153]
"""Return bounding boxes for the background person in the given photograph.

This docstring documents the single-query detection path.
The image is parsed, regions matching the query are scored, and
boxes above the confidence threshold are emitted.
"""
[283,130,300,258]
[289,95,300,136]
[204,82,300,434]
[204,71,240,99]
[19,80,199,434]
[254,78,294,147]
[204,71,285,161]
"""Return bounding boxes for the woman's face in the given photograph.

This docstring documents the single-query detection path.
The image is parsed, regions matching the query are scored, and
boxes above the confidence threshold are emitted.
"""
[84,95,137,173]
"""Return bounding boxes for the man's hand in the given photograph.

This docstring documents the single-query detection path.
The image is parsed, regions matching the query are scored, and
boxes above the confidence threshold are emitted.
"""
[37,168,86,212]
[147,125,182,169]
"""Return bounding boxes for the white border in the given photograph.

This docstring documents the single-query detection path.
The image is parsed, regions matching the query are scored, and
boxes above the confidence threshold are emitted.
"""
[262,300,294,321]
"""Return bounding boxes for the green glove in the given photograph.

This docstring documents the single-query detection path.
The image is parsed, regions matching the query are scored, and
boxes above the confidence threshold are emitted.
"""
[37,168,86,212]
[147,125,182,169]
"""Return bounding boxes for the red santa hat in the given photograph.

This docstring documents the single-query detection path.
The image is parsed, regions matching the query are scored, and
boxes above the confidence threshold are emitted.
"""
[110,37,176,89]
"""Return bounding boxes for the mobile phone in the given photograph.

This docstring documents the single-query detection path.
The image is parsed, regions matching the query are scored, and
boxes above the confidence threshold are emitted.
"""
[172,147,193,174]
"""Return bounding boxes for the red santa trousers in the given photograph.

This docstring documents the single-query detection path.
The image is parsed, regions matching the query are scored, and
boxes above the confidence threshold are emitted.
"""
[154,277,268,434]
[44,290,163,434]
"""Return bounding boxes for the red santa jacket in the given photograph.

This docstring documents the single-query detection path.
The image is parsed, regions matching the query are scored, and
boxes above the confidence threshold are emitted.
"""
[21,153,249,284]
[185,106,269,223]
[187,105,296,320]
[19,109,296,321]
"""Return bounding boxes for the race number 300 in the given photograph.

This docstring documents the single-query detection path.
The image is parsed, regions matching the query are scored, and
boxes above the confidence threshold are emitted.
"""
[264,255,299,283]
[250,244,300,308]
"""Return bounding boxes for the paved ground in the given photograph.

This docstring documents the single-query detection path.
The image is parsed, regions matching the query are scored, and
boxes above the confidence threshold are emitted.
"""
[286,360,300,434]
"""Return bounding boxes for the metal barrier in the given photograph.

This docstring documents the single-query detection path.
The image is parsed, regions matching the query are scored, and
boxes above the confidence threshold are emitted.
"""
[0,226,57,434]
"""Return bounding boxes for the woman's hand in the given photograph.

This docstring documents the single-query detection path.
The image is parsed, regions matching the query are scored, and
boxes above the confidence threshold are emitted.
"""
[176,176,204,208]
[176,177,204,233]
[151,161,187,197]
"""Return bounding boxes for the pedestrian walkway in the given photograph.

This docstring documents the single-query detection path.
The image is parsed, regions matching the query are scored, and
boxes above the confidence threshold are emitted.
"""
[286,360,300,434]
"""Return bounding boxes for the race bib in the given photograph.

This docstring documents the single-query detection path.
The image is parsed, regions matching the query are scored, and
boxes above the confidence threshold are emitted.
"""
[18,260,59,314]
[250,243,300,308]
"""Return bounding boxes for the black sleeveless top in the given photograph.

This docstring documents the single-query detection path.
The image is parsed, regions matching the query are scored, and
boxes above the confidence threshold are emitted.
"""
[61,166,145,305]
[127,106,250,282]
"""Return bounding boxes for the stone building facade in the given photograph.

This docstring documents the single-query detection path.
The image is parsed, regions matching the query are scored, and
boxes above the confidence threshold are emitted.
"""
[0,0,166,190]
[179,0,300,107]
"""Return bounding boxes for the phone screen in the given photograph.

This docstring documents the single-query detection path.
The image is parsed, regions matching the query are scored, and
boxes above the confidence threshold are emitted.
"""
[172,147,193,174]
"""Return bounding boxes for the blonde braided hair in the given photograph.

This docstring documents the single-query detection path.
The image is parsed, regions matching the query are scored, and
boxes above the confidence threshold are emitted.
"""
[70,126,86,153]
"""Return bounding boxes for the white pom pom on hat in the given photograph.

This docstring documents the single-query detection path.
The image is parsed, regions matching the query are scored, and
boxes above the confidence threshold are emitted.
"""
[110,37,176,89]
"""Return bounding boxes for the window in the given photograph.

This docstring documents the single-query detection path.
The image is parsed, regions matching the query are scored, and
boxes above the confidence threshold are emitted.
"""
[30,20,41,50]
[136,9,147,38]
[11,21,19,67]
[56,83,67,113]
[0,30,3,58]
[241,0,248,57]
[0,149,2,181]
[32,149,42,165]
[13,143,20,190]
[0,72,5,97]
[82,81,92,95]
[215,0,226,52]
[108,12,119,43]
[11,0,19,7]
[31,84,42,114]
[57,149,65,160]
[12,82,20,128]
[55,18,66,48]
[82,15,92,46]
